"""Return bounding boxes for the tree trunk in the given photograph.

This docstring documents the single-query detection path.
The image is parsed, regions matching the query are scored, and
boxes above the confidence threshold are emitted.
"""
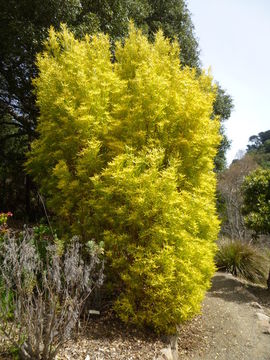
[267,269,270,291]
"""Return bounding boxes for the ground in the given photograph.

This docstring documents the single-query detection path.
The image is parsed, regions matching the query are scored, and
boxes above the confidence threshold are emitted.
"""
[1,272,270,359]
[57,272,270,360]
[179,273,270,360]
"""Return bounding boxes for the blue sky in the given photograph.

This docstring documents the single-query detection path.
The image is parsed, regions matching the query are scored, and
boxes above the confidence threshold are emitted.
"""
[187,0,270,164]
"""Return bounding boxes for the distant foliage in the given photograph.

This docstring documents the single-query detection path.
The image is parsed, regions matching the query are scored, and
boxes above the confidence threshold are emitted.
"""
[27,25,220,334]
[242,168,270,236]
[1,0,233,216]
[217,154,258,240]
[247,130,270,153]
[216,240,268,284]
[246,130,270,169]
[0,0,201,216]
[213,85,233,171]
[0,229,103,360]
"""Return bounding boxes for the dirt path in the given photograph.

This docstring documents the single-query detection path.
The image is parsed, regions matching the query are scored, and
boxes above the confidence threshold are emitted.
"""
[179,273,270,360]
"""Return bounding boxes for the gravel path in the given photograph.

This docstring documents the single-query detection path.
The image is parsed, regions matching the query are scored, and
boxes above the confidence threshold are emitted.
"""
[180,272,270,360]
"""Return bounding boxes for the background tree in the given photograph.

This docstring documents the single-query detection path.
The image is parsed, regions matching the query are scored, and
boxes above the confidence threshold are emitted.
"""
[0,0,91,218]
[242,168,270,289]
[242,129,270,237]
[246,130,270,169]
[217,130,270,288]
[242,168,270,237]
[218,129,270,242]
[218,154,258,240]
[213,85,233,171]
[0,0,233,217]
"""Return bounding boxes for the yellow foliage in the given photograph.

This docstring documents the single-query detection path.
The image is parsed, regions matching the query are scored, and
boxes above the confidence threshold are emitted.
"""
[27,23,220,334]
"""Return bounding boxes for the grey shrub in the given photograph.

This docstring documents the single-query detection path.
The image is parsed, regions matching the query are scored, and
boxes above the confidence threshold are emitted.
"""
[0,230,104,360]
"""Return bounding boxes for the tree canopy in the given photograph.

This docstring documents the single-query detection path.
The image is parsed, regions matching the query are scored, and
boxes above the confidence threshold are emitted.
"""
[246,130,270,169]
[242,168,270,237]
[247,130,270,152]
[0,0,233,217]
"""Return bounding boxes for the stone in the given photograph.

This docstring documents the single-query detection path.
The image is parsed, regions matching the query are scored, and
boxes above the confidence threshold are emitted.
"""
[250,301,262,309]
[256,312,270,334]
[159,336,179,360]
[88,310,100,315]
[256,312,270,323]
[263,327,270,335]
[160,347,174,360]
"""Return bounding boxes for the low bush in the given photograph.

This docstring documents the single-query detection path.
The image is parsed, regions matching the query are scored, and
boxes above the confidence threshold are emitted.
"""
[0,229,104,360]
[216,240,268,284]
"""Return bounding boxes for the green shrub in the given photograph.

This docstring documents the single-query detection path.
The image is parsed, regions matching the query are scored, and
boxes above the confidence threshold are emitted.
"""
[27,25,221,335]
[216,240,268,284]
[242,168,270,237]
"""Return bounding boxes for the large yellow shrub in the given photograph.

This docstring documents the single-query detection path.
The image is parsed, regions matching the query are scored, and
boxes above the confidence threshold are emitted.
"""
[27,24,220,334]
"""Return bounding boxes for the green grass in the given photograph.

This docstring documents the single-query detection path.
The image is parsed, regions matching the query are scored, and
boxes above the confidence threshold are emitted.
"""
[216,240,269,285]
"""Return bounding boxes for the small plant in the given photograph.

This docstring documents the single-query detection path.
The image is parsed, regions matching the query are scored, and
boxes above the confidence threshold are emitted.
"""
[33,223,63,264]
[216,240,268,284]
[0,212,13,234]
[0,229,104,360]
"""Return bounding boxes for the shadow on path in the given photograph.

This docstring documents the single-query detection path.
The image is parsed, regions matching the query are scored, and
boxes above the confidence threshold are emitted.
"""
[208,272,262,305]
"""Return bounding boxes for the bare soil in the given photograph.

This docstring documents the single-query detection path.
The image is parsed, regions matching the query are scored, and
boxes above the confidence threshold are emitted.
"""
[179,272,270,360]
